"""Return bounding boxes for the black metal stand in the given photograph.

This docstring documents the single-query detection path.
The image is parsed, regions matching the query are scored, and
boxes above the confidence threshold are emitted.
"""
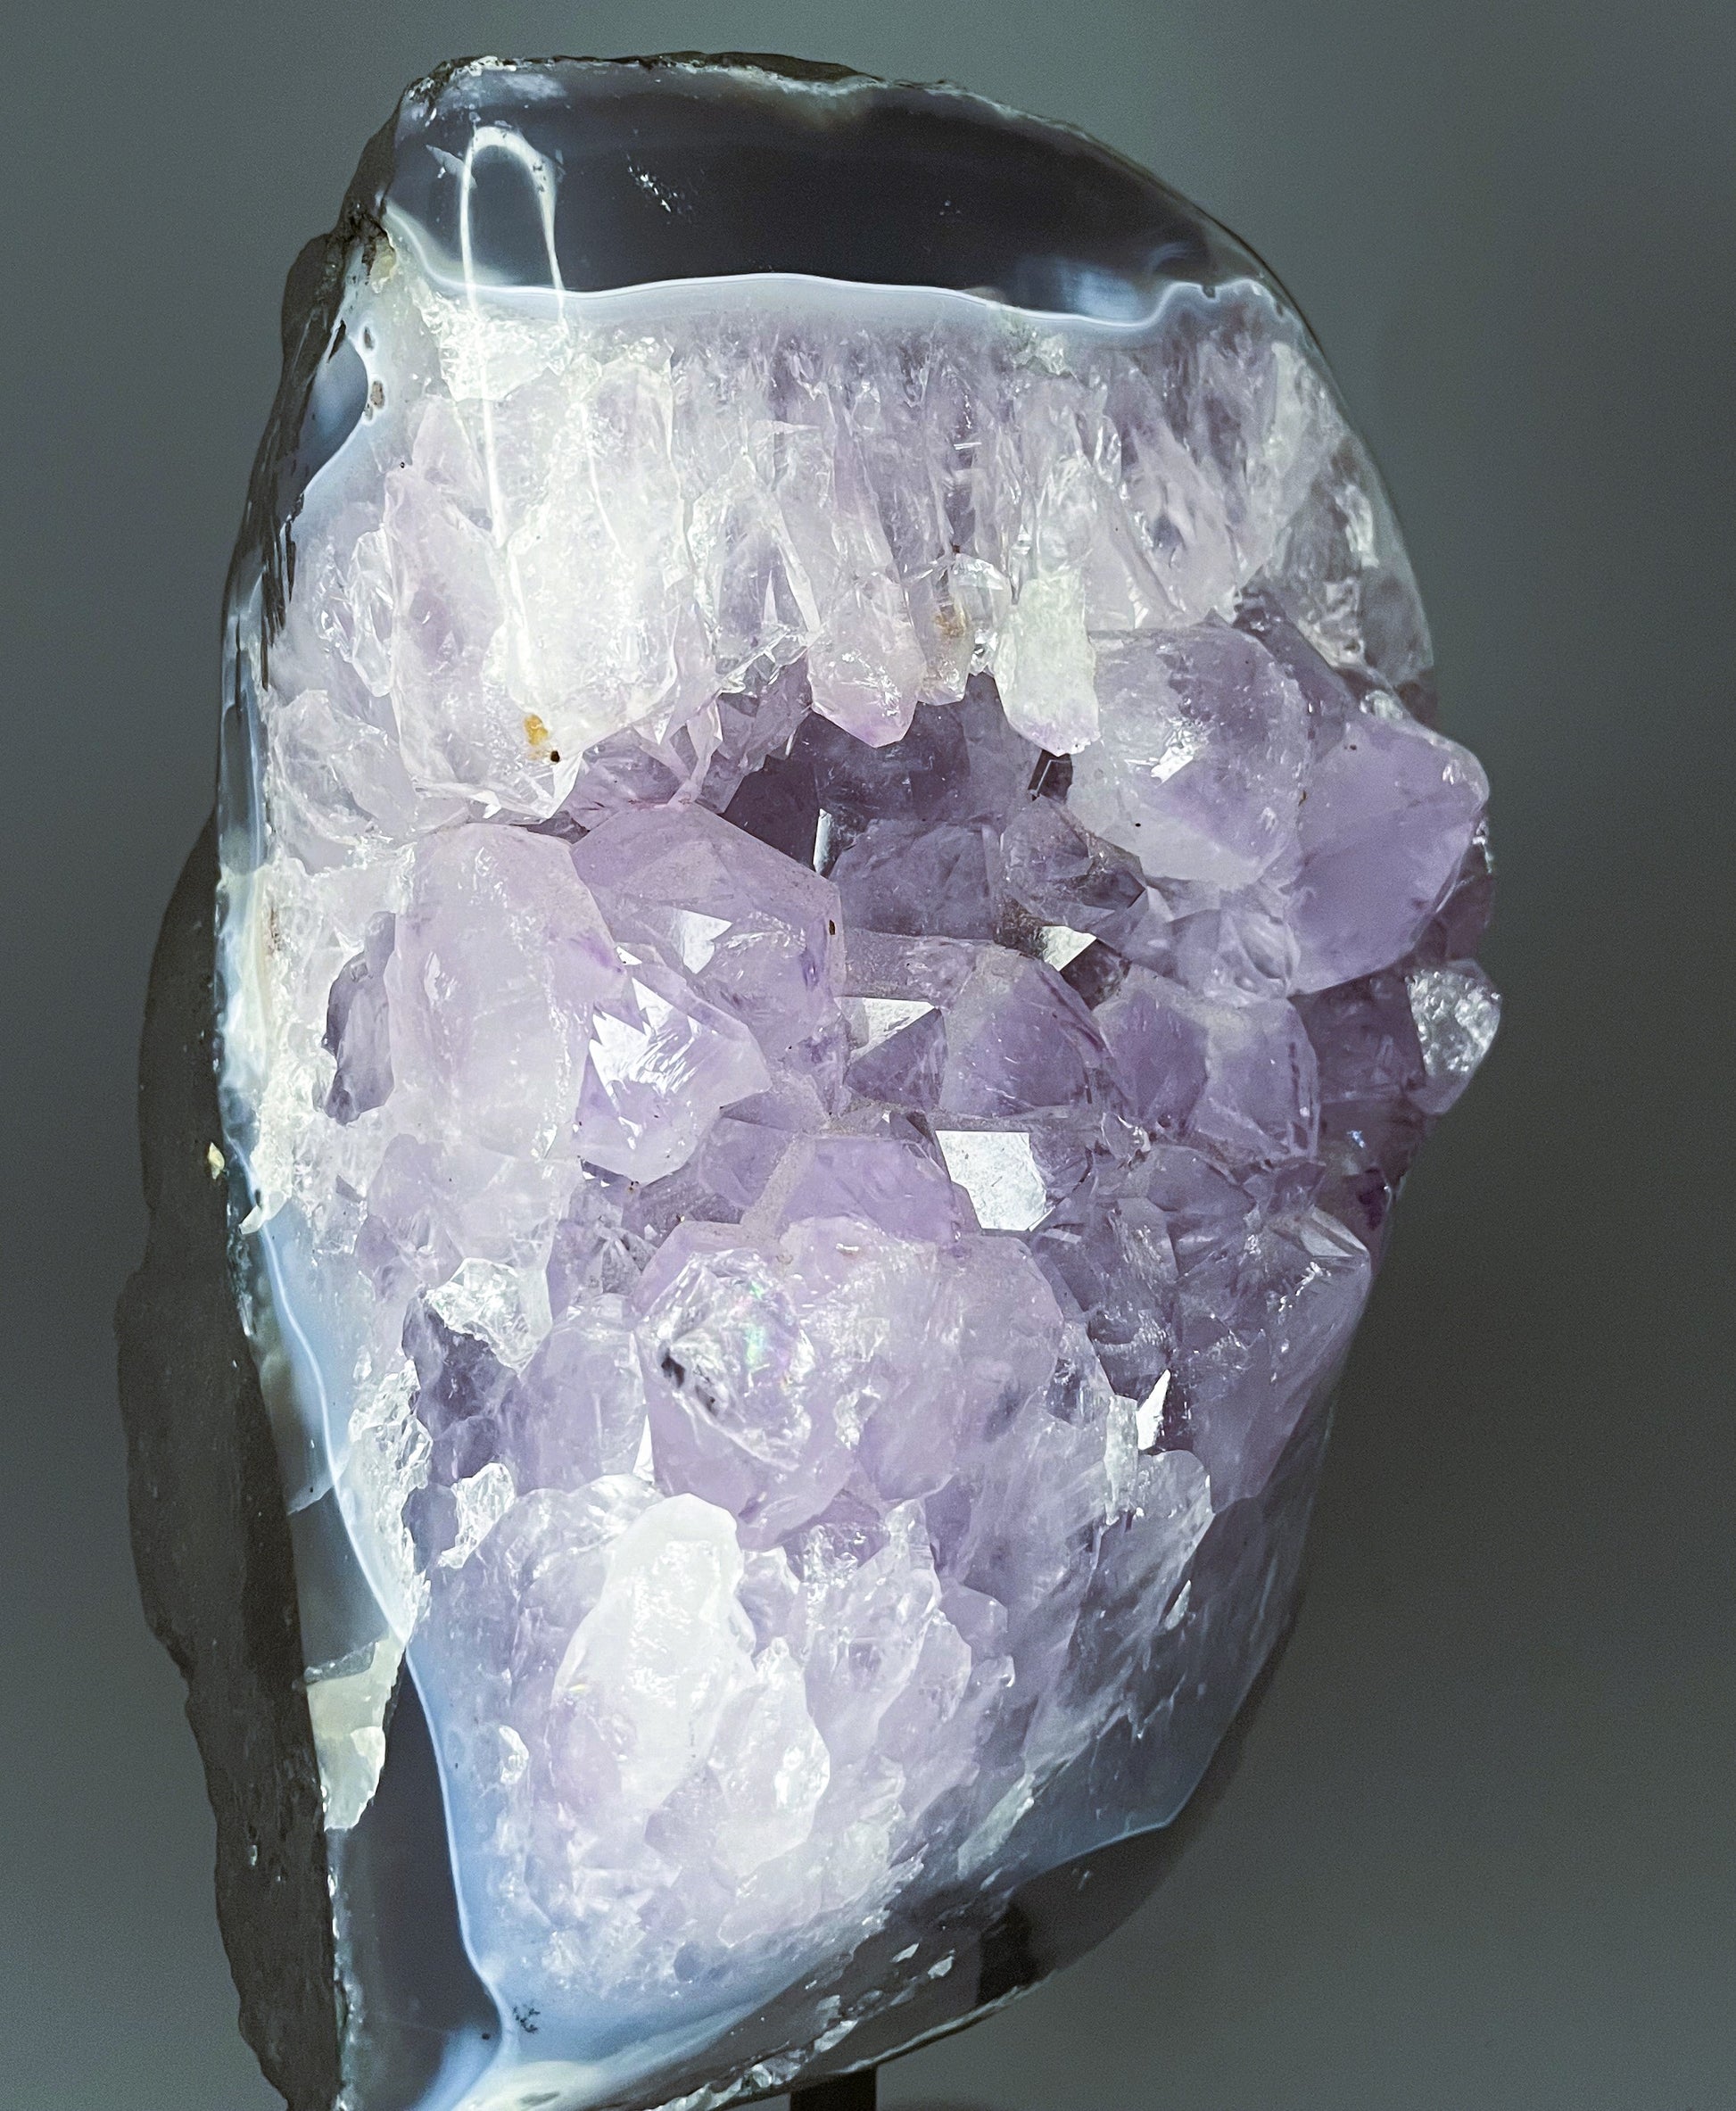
[790,2070,876,2111]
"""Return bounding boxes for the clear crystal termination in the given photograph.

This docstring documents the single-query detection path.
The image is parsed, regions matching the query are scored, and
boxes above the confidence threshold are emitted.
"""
[205,54,1497,2111]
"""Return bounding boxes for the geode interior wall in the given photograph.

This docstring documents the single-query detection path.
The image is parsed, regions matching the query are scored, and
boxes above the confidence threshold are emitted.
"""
[146,53,1497,2111]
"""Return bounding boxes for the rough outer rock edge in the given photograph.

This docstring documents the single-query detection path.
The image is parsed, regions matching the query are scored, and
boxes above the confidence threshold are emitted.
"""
[116,820,343,2111]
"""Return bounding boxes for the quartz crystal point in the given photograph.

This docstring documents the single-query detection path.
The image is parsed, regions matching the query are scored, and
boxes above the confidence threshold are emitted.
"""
[124,51,1498,2111]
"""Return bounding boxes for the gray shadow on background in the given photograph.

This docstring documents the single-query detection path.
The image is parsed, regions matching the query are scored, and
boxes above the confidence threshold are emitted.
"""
[1,2,1731,2109]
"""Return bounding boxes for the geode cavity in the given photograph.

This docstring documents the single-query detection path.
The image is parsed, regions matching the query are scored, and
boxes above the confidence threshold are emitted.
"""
[129,52,1498,2111]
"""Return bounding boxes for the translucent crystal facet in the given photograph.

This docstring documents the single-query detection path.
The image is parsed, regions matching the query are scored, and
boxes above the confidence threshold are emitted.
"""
[192,53,1497,2111]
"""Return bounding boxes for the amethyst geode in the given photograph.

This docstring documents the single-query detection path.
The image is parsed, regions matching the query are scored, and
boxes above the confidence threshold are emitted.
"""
[162,52,1494,2111]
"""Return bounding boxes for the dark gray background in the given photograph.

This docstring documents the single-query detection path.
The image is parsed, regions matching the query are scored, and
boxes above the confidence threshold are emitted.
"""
[3,2,1730,2107]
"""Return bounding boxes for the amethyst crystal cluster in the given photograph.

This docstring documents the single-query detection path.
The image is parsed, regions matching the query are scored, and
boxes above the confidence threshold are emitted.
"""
[203,55,1495,2111]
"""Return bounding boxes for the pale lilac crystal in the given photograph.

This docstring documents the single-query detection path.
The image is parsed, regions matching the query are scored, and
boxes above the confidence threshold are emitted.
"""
[1169,1190,1370,1503]
[831,819,1003,940]
[640,1214,943,1544]
[503,1300,649,1488]
[323,912,394,1123]
[1285,710,1488,990]
[570,802,847,1096]
[1095,967,1319,1168]
[218,219,1499,2108]
[759,1131,968,1245]
[574,954,770,1182]
[385,825,619,1157]
[936,949,1113,1116]
[1069,622,1311,889]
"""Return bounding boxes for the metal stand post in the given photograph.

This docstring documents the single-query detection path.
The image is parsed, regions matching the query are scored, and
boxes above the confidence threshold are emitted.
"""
[790,2070,877,2111]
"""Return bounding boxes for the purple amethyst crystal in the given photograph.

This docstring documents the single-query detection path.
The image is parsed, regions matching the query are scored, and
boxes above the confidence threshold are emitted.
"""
[183,51,1497,2111]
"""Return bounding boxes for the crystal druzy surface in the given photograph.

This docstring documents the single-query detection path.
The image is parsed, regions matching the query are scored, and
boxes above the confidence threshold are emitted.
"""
[207,54,1496,2111]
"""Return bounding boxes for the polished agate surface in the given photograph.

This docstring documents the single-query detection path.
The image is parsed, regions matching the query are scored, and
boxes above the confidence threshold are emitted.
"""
[203,54,1496,2111]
